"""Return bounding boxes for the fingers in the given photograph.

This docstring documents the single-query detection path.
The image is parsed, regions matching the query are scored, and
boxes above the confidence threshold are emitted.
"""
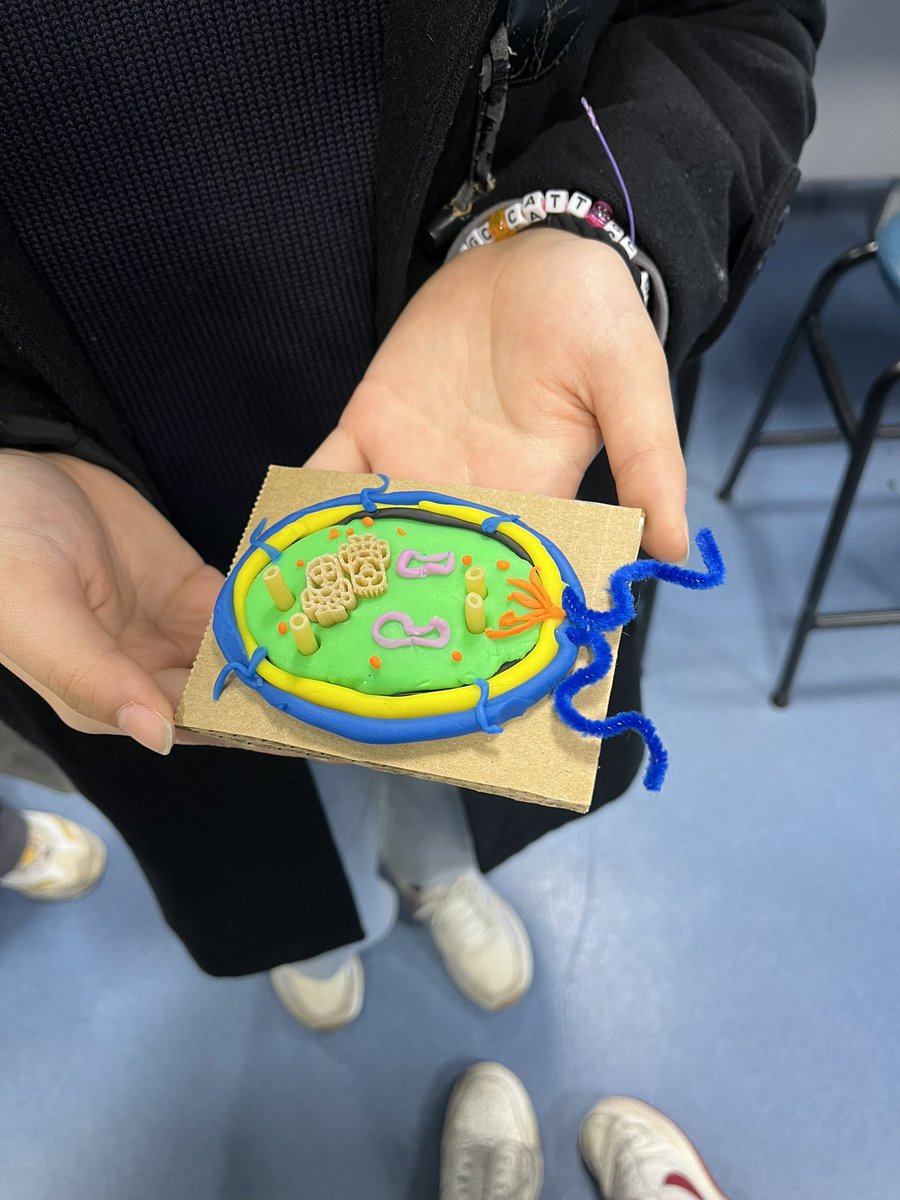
[0,587,175,753]
[154,666,194,715]
[304,426,371,474]
[589,315,689,562]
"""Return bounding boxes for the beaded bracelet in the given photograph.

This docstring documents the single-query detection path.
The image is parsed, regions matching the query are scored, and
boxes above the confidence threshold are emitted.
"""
[449,190,639,261]
[445,190,670,346]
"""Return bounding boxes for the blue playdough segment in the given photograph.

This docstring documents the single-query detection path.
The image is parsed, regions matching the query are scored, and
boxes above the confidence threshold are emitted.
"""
[211,490,583,742]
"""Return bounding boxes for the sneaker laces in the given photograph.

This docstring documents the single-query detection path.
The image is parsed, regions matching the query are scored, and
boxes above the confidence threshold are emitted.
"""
[446,1140,539,1200]
[415,876,496,948]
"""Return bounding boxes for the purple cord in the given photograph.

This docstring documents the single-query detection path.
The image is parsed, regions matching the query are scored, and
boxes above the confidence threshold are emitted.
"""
[580,96,636,245]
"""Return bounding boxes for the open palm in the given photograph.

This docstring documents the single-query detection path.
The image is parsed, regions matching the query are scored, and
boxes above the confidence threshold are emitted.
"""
[0,450,222,746]
[308,229,687,561]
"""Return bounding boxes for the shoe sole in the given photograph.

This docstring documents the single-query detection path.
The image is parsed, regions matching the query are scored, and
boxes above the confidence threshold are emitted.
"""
[580,1096,732,1200]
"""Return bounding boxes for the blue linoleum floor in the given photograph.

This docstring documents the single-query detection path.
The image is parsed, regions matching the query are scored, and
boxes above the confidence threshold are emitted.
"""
[2,193,899,1200]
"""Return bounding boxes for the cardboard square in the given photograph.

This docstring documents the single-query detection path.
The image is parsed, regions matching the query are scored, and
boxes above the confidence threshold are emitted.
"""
[176,468,644,813]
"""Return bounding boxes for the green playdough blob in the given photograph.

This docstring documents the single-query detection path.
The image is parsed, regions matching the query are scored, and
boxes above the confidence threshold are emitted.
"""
[244,517,542,696]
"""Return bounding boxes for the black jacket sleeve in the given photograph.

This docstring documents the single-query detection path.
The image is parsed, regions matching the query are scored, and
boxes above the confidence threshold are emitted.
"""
[490,0,825,366]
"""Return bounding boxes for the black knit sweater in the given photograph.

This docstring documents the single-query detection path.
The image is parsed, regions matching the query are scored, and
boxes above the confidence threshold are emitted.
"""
[0,0,386,569]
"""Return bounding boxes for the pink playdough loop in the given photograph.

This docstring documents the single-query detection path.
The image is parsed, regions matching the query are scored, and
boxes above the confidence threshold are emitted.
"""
[396,549,455,578]
[372,611,452,649]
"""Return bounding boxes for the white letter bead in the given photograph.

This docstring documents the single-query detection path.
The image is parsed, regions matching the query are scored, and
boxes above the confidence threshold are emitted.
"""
[567,191,592,218]
[604,221,624,243]
[505,202,526,230]
[478,221,491,243]
[619,236,638,260]
[521,191,546,221]
[544,189,569,214]
[465,228,486,249]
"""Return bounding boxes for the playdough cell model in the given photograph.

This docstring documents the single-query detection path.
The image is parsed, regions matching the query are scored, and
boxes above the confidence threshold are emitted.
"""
[210,476,724,783]
[211,478,580,745]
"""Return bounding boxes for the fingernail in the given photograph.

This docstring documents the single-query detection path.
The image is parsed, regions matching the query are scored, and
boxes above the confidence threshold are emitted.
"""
[678,515,691,567]
[116,703,174,755]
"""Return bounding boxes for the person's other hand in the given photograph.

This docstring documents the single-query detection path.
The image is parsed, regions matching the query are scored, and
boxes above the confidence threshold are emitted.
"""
[0,450,223,752]
[307,228,687,561]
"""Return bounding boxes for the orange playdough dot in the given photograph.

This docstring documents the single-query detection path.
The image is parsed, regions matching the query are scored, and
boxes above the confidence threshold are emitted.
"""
[496,559,510,571]
[396,527,407,536]
[277,621,287,635]
[328,528,340,539]
[346,527,355,536]
[462,555,472,566]
[296,559,305,568]
[451,650,463,662]
[362,515,374,527]
[369,655,381,669]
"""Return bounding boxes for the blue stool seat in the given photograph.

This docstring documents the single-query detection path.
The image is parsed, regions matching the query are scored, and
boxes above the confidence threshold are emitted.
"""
[877,211,900,302]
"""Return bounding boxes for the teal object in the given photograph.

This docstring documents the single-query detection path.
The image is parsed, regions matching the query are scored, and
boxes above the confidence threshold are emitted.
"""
[876,210,900,302]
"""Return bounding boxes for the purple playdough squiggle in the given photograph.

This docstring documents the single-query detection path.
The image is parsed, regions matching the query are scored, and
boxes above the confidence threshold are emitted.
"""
[396,549,455,578]
[372,612,452,649]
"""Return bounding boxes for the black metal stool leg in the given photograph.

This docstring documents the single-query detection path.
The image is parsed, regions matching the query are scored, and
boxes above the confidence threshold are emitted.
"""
[718,316,808,500]
[718,242,879,501]
[771,362,900,706]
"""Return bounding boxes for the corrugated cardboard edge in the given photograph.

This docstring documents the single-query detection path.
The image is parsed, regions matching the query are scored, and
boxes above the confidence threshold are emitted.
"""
[176,469,644,813]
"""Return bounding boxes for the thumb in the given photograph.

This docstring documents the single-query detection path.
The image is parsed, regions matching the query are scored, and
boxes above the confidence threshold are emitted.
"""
[591,322,688,562]
[304,426,371,474]
[1,587,174,753]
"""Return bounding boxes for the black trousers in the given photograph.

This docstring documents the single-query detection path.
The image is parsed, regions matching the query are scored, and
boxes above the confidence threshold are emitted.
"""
[0,799,28,876]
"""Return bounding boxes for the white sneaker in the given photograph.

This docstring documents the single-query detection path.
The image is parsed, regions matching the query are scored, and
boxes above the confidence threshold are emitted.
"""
[270,955,364,1032]
[580,1096,732,1200]
[0,810,106,901]
[440,1062,543,1200]
[413,870,532,1011]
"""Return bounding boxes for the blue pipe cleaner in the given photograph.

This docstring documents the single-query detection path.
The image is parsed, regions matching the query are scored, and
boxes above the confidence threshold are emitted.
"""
[554,528,725,791]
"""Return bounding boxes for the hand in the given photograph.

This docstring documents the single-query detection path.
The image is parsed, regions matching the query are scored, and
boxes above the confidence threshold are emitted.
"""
[307,228,687,561]
[0,450,223,752]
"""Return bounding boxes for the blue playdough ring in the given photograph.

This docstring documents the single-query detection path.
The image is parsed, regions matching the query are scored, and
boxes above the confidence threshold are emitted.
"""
[212,484,584,744]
